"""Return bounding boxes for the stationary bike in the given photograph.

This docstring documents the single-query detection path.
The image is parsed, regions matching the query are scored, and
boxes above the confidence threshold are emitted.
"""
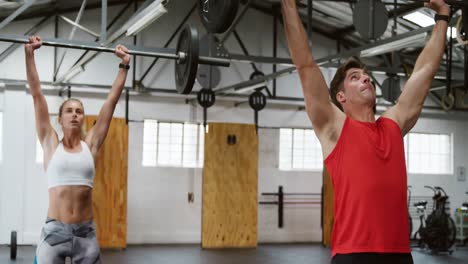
[412,196,428,248]
[420,186,456,254]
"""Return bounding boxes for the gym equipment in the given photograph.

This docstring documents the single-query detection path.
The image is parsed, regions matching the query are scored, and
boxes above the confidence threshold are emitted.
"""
[249,91,267,134]
[415,186,457,254]
[198,0,239,34]
[353,0,389,40]
[382,74,401,103]
[260,186,321,228]
[10,230,17,260]
[197,88,216,129]
[0,25,230,95]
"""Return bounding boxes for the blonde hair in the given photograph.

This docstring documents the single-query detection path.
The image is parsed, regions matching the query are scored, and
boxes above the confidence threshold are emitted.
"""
[58,98,87,140]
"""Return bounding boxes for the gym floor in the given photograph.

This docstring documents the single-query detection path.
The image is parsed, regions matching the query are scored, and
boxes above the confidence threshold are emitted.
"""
[1,244,467,264]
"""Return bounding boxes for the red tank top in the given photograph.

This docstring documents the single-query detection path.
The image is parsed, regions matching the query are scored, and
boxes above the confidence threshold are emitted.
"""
[324,117,410,256]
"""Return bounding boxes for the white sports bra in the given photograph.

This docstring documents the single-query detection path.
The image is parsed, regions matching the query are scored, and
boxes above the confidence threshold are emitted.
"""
[46,141,95,189]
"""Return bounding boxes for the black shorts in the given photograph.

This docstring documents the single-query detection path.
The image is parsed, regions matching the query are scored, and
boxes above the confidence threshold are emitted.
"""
[331,253,414,264]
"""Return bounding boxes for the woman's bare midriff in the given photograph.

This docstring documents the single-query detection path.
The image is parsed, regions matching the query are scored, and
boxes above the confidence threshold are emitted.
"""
[48,185,93,224]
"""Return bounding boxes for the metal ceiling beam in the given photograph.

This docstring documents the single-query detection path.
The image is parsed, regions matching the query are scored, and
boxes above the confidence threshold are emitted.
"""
[333,1,424,38]
[139,2,197,84]
[0,15,51,63]
[232,30,261,72]
[319,61,465,80]
[70,1,133,68]
[273,6,279,97]
[58,15,99,38]
[4,78,468,117]
[54,0,89,80]
[250,2,357,48]
[56,0,156,83]
[101,0,107,42]
[213,22,455,94]
[0,0,137,22]
[0,0,36,30]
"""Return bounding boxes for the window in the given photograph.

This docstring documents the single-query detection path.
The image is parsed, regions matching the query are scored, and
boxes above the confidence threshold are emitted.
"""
[279,127,452,174]
[36,115,60,163]
[404,133,452,174]
[279,128,323,171]
[142,120,204,168]
[142,120,158,166]
[0,112,3,162]
[403,11,457,39]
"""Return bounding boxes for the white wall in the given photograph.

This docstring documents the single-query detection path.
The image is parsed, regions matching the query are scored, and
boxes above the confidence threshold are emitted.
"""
[125,96,324,243]
[0,0,467,246]
[408,118,468,210]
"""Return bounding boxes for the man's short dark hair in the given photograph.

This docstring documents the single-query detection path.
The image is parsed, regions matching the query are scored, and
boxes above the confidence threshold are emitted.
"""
[329,57,369,111]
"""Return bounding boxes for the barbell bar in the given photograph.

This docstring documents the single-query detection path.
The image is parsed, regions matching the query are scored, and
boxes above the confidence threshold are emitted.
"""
[0,33,229,66]
[0,25,296,95]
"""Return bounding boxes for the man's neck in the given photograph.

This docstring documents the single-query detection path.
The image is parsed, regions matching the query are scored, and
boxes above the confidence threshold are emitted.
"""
[345,106,376,123]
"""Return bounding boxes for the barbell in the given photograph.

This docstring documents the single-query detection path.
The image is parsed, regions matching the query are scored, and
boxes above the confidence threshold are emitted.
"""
[0,25,231,95]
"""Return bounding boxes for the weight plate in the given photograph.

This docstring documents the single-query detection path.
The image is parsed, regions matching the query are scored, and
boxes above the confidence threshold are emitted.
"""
[250,70,265,81]
[197,65,221,89]
[353,0,388,41]
[198,0,239,34]
[175,26,199,95]
[381,75,401,103]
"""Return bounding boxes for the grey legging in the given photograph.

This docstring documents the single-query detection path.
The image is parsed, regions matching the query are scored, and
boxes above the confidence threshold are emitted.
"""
[35,218,101,264]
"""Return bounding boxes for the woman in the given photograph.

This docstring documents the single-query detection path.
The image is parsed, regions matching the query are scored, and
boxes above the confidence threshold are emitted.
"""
[25,36,131,264]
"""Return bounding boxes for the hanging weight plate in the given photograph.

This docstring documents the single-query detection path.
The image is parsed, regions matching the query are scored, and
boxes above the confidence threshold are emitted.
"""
[197,65,221,89]
[381,75,401,103]
[175,26,199,95]
[197,88,216,108]
[200,34,230,58]
[249,91,267,111]
[10,230,17,260]
[198,0,239,34]
[353,0,388,41]
[250,70,265,80]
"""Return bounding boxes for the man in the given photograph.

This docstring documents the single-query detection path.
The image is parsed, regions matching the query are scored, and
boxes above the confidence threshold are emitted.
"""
[281,0,449,263]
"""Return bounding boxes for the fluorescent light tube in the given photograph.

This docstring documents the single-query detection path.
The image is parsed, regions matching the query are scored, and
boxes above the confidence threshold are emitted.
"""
[126,2,168,36]
[360,33,428,57]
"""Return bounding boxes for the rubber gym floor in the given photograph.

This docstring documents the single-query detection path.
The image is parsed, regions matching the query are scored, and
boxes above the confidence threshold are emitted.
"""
[1,243,467,264]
